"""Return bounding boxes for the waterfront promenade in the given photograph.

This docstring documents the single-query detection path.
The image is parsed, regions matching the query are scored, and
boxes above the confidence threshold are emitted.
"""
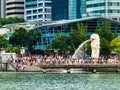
[6,55,120,73]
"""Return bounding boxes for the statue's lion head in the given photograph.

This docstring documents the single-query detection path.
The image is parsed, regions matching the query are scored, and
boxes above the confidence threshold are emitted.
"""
[90,33,99,41]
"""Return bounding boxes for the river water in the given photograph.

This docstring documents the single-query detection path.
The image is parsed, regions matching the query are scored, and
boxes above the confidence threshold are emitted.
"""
[0,72,120,90]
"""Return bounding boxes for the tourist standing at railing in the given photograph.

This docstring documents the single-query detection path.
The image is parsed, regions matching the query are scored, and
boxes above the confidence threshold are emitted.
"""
[8,54,120,71]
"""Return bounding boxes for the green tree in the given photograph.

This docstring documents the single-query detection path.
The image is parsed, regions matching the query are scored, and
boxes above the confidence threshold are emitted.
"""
[5,45,21,54]
[52,34,69,52]
[0,17,25,26]
[100,37,110,55]
[110,36,120,53]
[5,47,12,53]
[9,28,41,53]
[9,28,28,46]
[27,30,41,52]
[44,45,53,55]
[68,23,89,54]
[95,20,117,55]
[0,18,6,25]
[95,21,117,42]
[0,34,8,48]
[0,22,2,28]
[12,46,21,54]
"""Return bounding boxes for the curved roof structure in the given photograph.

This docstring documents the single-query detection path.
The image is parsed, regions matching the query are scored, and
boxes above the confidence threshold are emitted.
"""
[34,16,120,29]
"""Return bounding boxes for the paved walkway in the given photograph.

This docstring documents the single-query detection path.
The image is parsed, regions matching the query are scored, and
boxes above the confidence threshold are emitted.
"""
[23,65,42,72]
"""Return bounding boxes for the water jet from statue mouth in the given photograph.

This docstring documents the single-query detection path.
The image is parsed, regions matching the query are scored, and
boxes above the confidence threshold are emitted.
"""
[72,33,100,59]
[72,39,91,59]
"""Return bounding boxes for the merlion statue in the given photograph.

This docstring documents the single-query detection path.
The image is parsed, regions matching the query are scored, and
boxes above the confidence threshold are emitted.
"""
[90,34,100,59]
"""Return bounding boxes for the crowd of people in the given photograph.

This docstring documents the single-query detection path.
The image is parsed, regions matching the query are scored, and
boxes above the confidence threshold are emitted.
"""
[7,54,120,71]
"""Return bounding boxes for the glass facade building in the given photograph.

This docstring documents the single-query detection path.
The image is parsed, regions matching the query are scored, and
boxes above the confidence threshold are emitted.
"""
[52,0,86,20]
[24,0,52,22]
[80,0,87,18]
[69,0,81,19]
[34,17,120,50]
[86,0,120,21]
[52,0,68,21]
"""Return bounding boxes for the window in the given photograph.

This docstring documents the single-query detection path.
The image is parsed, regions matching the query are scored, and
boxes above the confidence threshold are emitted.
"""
[26,11,31,15]
[33,10,37,14]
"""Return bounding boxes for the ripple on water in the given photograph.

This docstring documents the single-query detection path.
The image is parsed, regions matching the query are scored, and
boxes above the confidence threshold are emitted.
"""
[0,72,119,90]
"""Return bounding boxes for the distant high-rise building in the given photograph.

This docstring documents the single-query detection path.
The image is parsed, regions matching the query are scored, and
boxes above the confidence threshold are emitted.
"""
[86,0,120,21]
[24,0,52,22]
[52,0,68,21]
[0,0,5,18]
[6,0,24,18]
[52,0,86,20]
[80,0,86,18]
[68,0,81,19]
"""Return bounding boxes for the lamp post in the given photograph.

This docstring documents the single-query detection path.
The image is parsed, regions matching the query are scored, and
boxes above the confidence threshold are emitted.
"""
[0,47,5,54]
[65,50,70,58]
[54,49,60,56]
[36,42,39,56]
[20,47,25,57]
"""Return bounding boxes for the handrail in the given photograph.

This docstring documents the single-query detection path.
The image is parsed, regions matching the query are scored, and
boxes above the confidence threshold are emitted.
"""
[7,60,20,72]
